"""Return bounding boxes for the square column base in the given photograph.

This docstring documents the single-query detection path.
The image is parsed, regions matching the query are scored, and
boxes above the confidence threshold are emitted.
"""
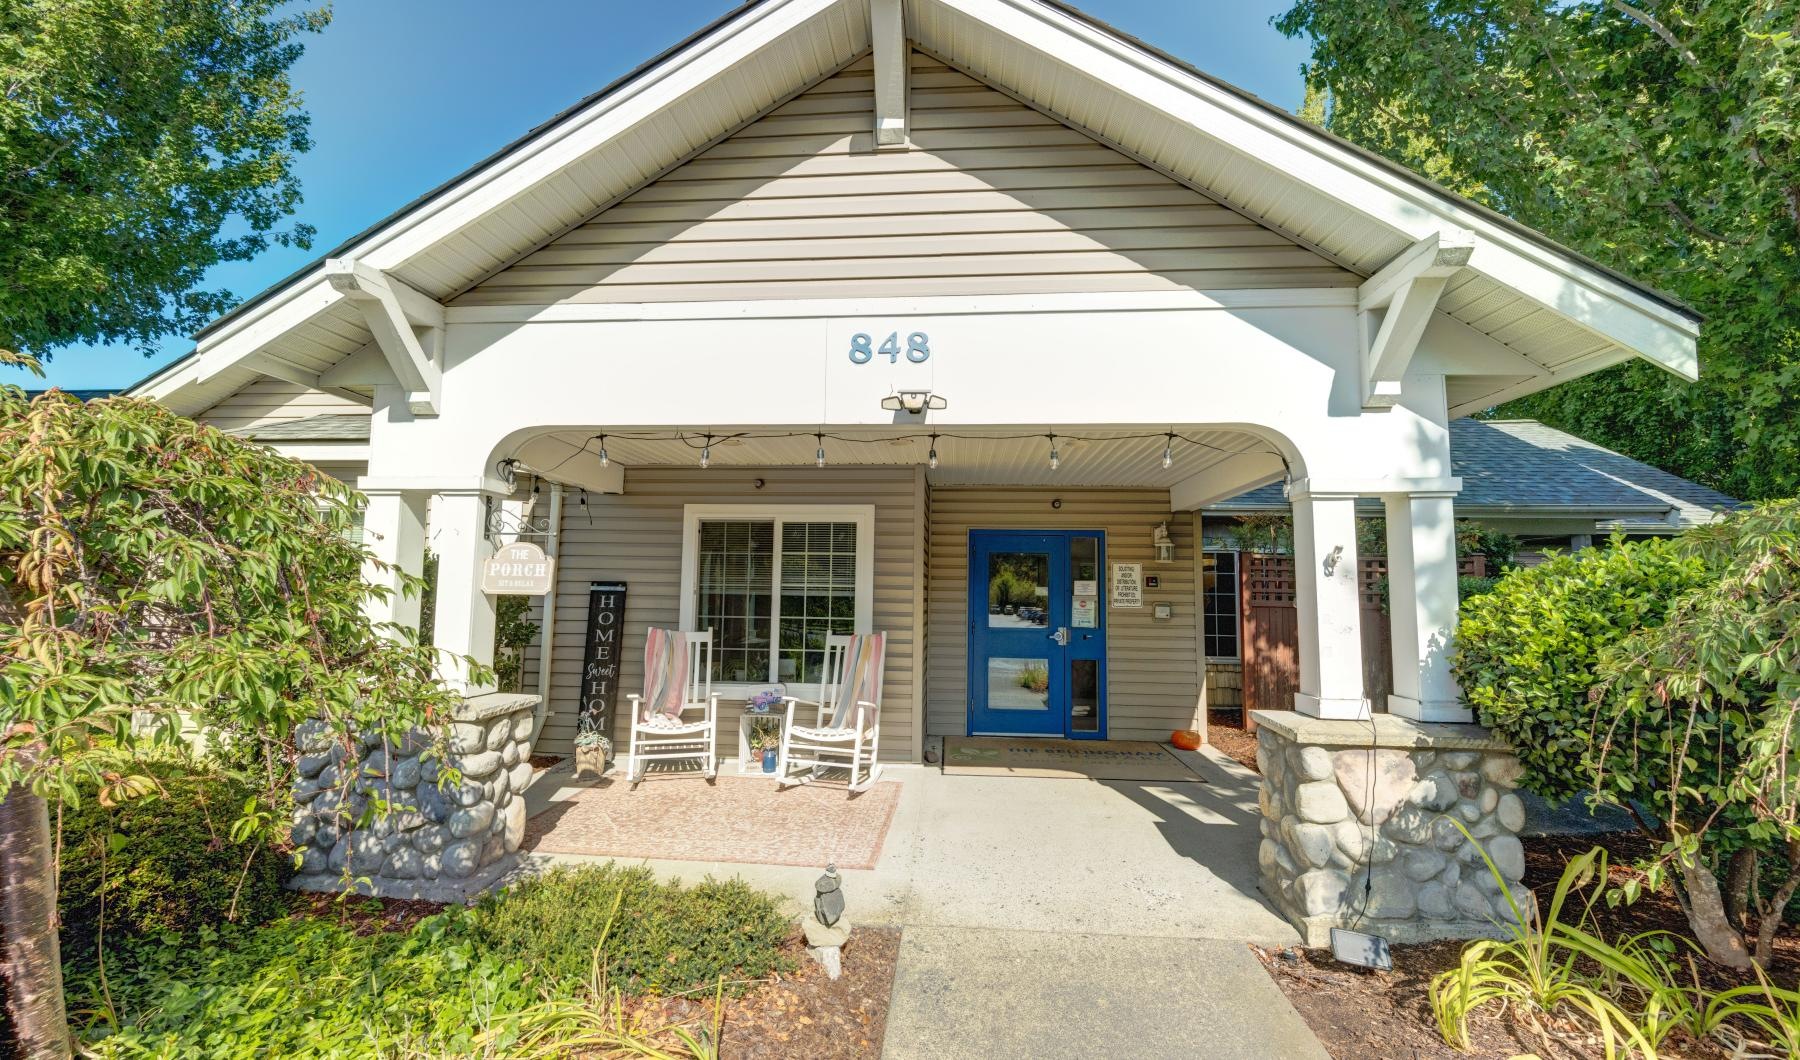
[1387,695,1473,724]
[1293,693,1370,721]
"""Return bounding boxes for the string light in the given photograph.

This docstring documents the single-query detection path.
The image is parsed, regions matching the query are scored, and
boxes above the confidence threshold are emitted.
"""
[699,433,712,469]
[927,433,939,471]
[597,434,609,468]
[815,432,826,468]
[1162,432,1175,471]
[1047,433,1060,472]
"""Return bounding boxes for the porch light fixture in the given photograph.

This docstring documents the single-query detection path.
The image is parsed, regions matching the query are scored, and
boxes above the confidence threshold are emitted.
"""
[596,434,609,468]
[927,433,939,470]
[1152,522,1176,563]
[699,434,712,469]
[1161,433,1175,471]
[1047,433,1060,472]
[879,390,946,414]
[815,433,827,468]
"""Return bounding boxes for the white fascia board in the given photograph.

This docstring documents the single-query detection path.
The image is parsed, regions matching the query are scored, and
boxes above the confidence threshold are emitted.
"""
[1169,451,1287,510]
[152,0,846,400]
[957,0,1700,379]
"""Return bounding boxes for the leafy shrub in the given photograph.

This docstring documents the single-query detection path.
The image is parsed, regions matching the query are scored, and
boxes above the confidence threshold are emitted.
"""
[1451,537,1710,804]
[57,758,292,961]
[69,910,537,1057]
[468,864,792,996]
[1455,574,1501,601]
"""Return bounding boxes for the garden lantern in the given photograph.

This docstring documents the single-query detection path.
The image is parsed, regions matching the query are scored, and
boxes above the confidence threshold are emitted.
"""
[814,864,845,927]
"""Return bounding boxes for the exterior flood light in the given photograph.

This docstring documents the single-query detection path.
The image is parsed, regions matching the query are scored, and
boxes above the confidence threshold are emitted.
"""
[879,390,946,414]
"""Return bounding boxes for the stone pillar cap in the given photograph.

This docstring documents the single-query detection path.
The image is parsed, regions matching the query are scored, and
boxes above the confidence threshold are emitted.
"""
[1249,710,1511,752]
[454,692,541,722]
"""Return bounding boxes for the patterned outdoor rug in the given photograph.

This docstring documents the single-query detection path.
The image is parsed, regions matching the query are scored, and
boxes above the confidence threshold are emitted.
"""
[941,738,1203,782]
[523,775,903,870]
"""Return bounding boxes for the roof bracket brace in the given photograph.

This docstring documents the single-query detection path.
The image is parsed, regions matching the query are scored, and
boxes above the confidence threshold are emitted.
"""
[871,0,908,147]
[324,258,446,416]
[1358,230,1475,409]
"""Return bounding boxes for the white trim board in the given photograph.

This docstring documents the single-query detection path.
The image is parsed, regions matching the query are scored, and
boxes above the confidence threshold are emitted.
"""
[675,502,877,696]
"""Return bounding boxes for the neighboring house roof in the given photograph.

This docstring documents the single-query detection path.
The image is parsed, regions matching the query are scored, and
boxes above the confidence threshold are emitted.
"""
[1213,419,1739,531]
[236,414,372,443]
[22,388,118,401]
[129,0,1699,419]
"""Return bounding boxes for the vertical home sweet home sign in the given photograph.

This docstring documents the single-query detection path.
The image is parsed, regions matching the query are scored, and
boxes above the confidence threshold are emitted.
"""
[578,582,628,738]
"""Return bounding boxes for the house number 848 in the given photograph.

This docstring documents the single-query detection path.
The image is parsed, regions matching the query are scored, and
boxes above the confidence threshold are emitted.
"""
[849,331,930,364]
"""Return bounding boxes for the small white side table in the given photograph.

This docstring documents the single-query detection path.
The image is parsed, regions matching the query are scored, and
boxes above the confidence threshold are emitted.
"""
[736,711,786,777]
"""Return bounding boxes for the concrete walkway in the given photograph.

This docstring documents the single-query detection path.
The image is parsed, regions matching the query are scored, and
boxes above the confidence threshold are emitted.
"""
[883,927,1329,1060]
[521,746,1299,943]
[519,746,1324,1057]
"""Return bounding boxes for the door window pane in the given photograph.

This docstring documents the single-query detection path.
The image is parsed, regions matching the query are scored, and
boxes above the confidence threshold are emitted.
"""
[988,551,1050,628]
[1070,659,1099,732]
[986,657,1051,711]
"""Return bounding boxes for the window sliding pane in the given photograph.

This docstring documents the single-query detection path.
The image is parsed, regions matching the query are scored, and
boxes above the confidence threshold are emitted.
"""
[696,520,774,682]
[776,521,857,686]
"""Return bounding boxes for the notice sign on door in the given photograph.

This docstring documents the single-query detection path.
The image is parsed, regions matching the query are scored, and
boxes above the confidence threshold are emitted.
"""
[1072,596,1099,628]
[1111,563,1143,608]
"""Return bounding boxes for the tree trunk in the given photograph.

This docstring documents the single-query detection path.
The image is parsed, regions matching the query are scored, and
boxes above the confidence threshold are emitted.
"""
[1676,851,1755,970]
[1753,840,1800,970]
[1724,847,1757,930]
[0,781,70,1058]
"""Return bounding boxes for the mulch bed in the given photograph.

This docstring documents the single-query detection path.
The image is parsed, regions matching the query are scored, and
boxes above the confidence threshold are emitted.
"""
[286,894,898,1057]
[1207,710,1259,771]
[1207,710,1800,1058]
[654,926,899,1059]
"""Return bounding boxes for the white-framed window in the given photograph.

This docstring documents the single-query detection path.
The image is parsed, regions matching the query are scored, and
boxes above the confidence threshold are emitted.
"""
[677,504,875,692]
[1202,549,1240,662]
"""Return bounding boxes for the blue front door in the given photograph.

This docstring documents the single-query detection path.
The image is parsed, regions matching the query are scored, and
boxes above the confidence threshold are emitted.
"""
[967,530,1107,739]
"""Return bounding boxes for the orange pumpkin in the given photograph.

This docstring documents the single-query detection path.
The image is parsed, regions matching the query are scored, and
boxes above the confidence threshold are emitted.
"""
[1171,729,1203,751]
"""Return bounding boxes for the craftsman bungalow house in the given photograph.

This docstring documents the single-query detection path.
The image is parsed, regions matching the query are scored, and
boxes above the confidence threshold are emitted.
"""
[130,0,1700,762]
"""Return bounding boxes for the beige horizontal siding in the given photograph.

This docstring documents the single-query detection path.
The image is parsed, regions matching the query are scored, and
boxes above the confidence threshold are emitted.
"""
[535,467,923,764]
[195,379,368,432]
[455,52,1352,307]
[925,488,1203,743]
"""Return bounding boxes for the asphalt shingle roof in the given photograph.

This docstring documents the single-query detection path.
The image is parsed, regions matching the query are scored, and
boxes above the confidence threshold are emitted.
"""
[1216,419,1739,529]
[237,414,372,443]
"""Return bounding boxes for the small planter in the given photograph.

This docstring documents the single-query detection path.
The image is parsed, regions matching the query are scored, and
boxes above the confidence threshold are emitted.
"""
[761,748,778,773]
[574,741,608,781]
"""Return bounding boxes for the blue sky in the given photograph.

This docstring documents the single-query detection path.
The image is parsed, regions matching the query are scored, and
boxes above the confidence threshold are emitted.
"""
[27,0,1314,391]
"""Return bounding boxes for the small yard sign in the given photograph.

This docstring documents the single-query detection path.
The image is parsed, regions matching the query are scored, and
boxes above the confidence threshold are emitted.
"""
[481,541,555,595]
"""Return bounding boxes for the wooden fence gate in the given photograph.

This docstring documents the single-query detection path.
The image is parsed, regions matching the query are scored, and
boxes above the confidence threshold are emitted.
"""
[1240,552,1486,721]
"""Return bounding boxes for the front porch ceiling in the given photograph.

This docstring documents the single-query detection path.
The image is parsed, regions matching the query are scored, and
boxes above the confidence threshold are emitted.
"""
[507,425,1278,492]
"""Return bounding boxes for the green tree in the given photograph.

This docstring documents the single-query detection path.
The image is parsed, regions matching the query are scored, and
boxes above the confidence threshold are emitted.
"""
[1277,1,1800,500]
[0,389,468,1055]
[0,0,327,365]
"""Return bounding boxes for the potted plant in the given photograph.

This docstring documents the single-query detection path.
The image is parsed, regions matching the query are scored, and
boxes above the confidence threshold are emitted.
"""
[574,725,610,781]
[748,717,782,774]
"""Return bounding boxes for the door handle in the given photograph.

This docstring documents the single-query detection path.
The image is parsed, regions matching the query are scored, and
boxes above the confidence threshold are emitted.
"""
[1049,627,1070,646]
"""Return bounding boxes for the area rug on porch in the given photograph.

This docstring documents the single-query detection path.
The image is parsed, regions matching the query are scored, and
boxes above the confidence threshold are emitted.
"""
[522,775,903,870]
[941,738,1204,782]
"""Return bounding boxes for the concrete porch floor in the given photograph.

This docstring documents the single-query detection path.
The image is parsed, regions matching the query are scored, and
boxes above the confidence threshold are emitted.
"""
[518,745,1300,946]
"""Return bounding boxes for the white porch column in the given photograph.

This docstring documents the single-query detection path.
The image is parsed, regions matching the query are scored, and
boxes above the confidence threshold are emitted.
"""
[359,487,428,635]
[430,489,499,693]
[1289,482,1367,720]
[1383,491,1470,722]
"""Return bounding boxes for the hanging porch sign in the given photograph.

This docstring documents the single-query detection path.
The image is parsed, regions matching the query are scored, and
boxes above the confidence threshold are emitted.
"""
[481,541,555,595]
[578,581,628,738]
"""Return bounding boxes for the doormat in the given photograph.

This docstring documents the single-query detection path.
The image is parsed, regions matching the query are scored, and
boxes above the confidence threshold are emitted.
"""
[941,738,1204,782]
[522,775,902,871]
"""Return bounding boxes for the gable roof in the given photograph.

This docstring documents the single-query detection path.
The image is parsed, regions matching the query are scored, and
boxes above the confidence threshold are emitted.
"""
[1213,419,1739,530]
[130,0,1701,417]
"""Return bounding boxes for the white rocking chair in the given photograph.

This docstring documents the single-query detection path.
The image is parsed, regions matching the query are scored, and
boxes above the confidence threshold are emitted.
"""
[776,632,885,792]
[624,628,719,786]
